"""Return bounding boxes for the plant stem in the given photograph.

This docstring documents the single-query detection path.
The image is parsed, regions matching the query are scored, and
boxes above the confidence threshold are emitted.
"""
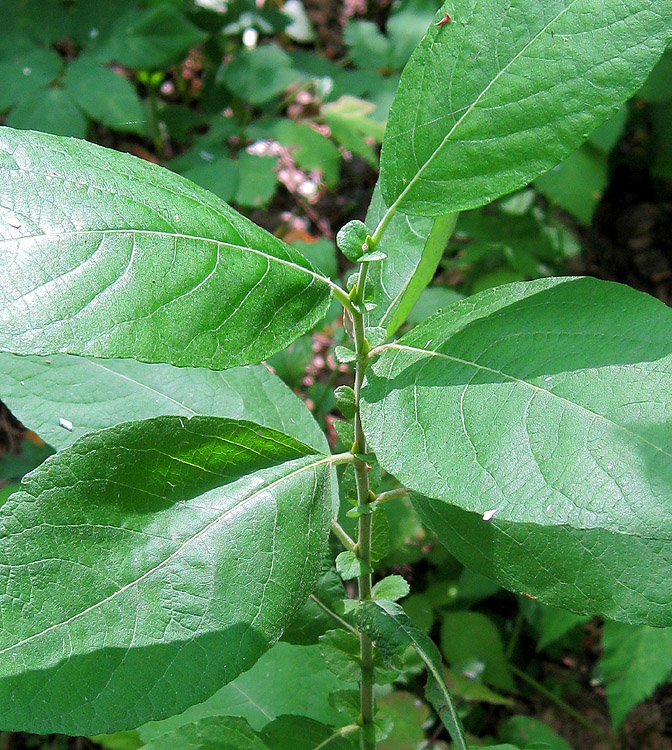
[351,272,376,750]
[331,520,356,552]
[375,487,408,504]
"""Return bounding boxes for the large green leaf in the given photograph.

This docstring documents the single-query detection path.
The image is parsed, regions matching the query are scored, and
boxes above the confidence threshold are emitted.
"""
[0,127,333,368]
[361,277,672,624]
[139,642,354,739]
[0,417,336,734]
[379,0,672,216]
[598,621,672,727]
[365,183,457,337]
[0,354,327,452]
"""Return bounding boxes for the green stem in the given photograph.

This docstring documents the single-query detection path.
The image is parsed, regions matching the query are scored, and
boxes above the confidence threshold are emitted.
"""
[509,664,613,743]
[351,273,375,750]
[375,487,407,504]
[331,520,356,552]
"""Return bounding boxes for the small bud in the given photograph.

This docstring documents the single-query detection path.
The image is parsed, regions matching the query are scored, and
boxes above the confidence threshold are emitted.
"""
[337,220,369,261]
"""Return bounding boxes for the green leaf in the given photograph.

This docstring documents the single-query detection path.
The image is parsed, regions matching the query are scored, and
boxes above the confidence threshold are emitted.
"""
[361,277,672,625]
[372,575,410,602]
[380,0,672,215]
[91,731,142,750]
[443,668,513,707]
[638,49,672,103]
[406,286,464,326]
[336,550,371,581]
[6,88,87,138]
[143,716,268,750]
[598,621,672,728]
[498,716,573,750]
[97,6,204,69]
[365,183,457,336]
[534,146,608,224]
[0,46,62,112]
[235,153,279,208]
[520,600,590,651]
[337,220,369,262]
[0,354,328,452]
[274,120,341,189]
[63,59,146,134]
[290,240,338,280]
[0,127,333,368]
[335,385,357,420]
[139,642,353,739]
[0,416,334,734]
[283,561,354,645]
[355,600,467,750]
[221,46,300,105]
[377,690,430,750]
[260,716,358,750]
[169,146,239,203]
[440,612,513,691]
[144,716,268,750]
[319,629,362,682]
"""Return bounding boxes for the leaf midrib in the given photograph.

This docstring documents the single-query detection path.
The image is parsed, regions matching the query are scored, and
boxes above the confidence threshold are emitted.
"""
[1,227,337,294]
[0,454,331,656]
[377,342,672,460]
[386,0,578,211]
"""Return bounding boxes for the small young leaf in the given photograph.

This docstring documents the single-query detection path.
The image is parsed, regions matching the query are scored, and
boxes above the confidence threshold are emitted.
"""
[335,346,357,364]
[0,417,334,734]
[355,600,467,750]
[337,220,370,261]
[336,550,371,581]
[319,630,362,682]
[372,575,410,602]
[335,386,356,420]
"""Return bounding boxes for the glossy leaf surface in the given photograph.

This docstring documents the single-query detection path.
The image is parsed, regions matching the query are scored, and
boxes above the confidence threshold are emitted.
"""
[361,277,672,624]
[0,128,332,368]
[0,354,327,452]
[380,0,672,215]
[0,417,333,734]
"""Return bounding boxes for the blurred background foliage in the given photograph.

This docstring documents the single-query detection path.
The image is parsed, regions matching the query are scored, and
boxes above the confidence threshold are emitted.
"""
[2,1,672,749]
